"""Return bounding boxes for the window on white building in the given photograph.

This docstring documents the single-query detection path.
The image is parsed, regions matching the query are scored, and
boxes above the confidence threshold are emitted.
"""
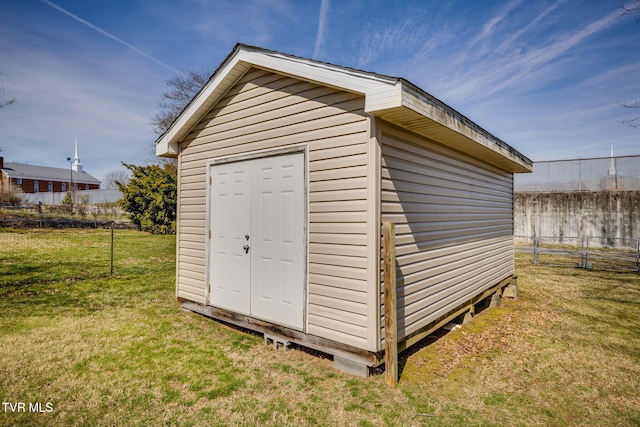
[34,181,39,193]
[48,182,53,192]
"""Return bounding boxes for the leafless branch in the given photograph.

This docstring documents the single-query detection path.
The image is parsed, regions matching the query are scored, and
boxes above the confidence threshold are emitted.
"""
[103,169,131,189]
[618,99,640,127]
[0,74,16,110]
[621,116,640,128]
[622,0,640,21]
[618,3,640,126]
[150,69,210,135]
[619,98,640,109]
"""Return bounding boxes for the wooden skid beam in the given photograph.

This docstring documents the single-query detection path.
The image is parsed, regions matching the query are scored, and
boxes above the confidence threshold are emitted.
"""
[180,274,516,376]
[180,300,379,367]
[395,275,515,355]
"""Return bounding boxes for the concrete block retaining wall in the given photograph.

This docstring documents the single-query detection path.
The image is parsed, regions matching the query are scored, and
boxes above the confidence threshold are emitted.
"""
[514,190,640,247]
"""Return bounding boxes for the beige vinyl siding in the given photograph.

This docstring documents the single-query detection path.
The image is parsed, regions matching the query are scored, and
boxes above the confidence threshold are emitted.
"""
[176,67,371,348]
[380,123,514,341]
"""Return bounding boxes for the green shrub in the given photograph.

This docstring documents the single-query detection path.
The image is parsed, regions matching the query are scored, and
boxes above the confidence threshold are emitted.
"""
[117,163,176,234]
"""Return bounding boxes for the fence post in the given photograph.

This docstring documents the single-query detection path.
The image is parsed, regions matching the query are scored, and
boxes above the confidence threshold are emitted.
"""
[110,221,114,275]
[636,239,639,273]
[532,233,538,265]
[383,222,398,387]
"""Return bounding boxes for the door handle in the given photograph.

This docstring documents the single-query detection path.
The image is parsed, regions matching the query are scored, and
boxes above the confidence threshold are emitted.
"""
[243,245,250,254]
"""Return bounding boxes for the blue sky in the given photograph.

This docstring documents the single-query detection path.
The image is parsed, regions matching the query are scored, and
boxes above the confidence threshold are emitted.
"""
[0,0,639,182]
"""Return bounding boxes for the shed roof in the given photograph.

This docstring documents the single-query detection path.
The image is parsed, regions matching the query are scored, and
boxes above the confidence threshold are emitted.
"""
[157,43,532,173]
[1,162,101,185]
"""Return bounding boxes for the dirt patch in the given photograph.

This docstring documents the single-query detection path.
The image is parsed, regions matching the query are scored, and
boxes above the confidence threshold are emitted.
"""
[400,304,524,387]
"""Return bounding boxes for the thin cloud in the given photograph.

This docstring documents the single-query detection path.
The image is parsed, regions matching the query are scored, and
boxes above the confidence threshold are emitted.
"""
[476,0,523,42]
[444,6,624,102]
[352,19,425,69]
[458,0,524,63]
[313,0,330,59]
[495,0,567,53]
[526,7,622,66]
[40,0,185,76]
[581,63,640,88]
[498,7,623,89]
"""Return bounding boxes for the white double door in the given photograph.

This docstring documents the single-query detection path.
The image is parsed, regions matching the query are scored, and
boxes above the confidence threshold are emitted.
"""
[209,152,305,330]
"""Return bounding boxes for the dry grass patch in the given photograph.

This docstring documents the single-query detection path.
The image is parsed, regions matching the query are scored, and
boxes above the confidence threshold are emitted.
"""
[401,255,640,426]
[1,230,638,426]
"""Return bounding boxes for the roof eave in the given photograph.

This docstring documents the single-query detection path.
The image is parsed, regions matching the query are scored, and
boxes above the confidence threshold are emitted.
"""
[156,51,250,158]
[367,81,532,173]
[156,45,532,174]
[156,44,398,158]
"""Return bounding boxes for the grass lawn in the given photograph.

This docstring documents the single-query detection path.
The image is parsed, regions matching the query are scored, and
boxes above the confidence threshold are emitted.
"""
[1,229,639,426]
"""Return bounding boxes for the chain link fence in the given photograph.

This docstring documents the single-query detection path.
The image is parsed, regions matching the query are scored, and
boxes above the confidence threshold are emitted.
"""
[515,155,640,192]
[516,235,640,272]
[0,222,169,288]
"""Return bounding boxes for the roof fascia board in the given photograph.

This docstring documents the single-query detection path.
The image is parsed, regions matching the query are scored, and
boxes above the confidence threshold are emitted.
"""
[397,82,533,172]
[246,48,403,113]
[241,47,397,94]
[156,52,251,157]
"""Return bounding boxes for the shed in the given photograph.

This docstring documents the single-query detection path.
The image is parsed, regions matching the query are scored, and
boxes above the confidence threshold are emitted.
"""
[156,43,532,376]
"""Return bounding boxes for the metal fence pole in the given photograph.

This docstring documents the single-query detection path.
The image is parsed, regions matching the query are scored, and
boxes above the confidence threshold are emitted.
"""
[533,233,538,265]
[110,221,114,275]
[578,159,582,191]
[636,239,640,273]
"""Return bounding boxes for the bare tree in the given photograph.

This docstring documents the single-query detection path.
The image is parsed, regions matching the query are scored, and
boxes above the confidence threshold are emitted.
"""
[620,98,640,128]
[151,70,211,136]
[103,169,131,189]
[622,0,640,18]
[150,70,211,168]
[0,74,16,110]
[620,1,640,127]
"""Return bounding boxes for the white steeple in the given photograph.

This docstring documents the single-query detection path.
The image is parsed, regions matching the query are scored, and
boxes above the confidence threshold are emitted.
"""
[607,145,616,177]
[72,136,83,173]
